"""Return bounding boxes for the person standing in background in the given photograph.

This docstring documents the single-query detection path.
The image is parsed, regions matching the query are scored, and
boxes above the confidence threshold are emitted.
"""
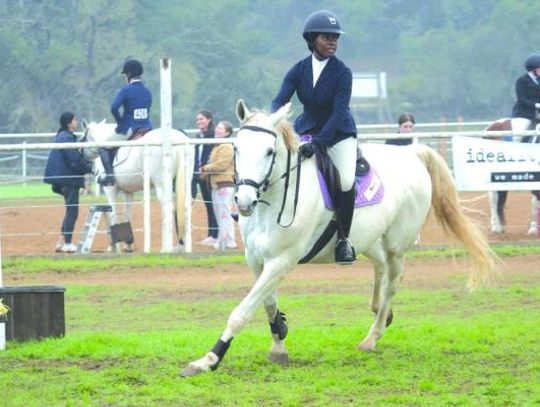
[192,110,219,245]
[200,121,237,250]
[44,112,93,253]
[385,113,415,146]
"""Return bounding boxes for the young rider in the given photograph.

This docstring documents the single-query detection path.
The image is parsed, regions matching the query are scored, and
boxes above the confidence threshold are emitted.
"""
[271,10,358,264]
[511,53,540,134]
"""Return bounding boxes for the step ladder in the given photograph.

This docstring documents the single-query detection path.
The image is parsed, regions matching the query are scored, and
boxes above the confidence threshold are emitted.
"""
[77,205,113,254]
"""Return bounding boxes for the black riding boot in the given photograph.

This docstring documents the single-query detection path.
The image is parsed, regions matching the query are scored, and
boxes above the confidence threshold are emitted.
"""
[98,148,116,186]
[335,188,356,264]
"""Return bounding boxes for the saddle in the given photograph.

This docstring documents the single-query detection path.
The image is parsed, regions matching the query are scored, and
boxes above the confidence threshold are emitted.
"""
[128,128,151,141]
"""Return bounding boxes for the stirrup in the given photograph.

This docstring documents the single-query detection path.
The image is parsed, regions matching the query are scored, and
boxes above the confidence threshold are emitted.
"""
[335,238,356,265]
[98,174,115,186]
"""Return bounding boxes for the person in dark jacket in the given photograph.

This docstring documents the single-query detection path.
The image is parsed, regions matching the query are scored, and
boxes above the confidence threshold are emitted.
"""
[386,113,415,146]
[44,112,93,253]
[511,53,540,134]
[99,59,153,186]
[271,10,358,264]
[192,110,218,245]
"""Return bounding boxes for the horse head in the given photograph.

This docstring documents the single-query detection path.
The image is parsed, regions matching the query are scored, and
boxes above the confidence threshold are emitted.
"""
[234,99,294,216]
[81,119,116,161]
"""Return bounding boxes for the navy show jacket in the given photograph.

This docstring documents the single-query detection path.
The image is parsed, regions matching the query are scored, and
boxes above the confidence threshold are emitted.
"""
[512,73,540,120]
[271,55,357,147]
[43,130,93,188]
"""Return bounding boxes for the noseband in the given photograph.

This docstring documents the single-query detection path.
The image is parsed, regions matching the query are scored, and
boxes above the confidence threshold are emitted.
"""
[235,125,278,201]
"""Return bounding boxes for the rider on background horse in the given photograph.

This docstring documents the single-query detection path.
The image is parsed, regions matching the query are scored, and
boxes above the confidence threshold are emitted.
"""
[511,53,540,135]
[98,59,153,186]
[271,10,358,265]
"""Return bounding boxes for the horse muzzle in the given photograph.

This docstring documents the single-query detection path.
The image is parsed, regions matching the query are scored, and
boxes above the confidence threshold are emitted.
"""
[235,188,258,216]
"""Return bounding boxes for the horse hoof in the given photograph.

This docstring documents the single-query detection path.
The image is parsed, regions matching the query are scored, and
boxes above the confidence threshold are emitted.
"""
[179,364,205,378]
[358,341,378,353]
[267,351,289,365]
[386,310,394,327]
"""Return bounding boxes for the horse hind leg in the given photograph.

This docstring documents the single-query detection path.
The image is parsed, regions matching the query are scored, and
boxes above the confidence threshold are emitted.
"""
[359,252,404,352]
[364,244,393,328]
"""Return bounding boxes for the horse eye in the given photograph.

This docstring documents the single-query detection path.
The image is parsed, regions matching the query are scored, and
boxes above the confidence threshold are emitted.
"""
[266,148,274,157]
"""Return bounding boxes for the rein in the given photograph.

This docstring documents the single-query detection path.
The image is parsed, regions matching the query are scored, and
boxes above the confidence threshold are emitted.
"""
[235,124,304,228]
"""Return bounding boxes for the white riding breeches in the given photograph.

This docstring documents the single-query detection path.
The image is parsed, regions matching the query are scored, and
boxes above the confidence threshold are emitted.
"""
[103,131,131,149]
[326,137,358,192]
[511,118,532,131]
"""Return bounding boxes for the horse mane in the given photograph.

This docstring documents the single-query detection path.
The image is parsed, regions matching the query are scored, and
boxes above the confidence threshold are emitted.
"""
[242,109,299,153]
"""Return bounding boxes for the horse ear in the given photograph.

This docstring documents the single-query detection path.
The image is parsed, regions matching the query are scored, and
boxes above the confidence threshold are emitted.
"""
[236,99,251,123]
[99,118,106,124]
[270,102,291,125]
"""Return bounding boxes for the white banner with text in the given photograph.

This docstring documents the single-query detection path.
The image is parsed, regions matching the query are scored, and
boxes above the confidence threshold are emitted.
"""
[452,136,540,191]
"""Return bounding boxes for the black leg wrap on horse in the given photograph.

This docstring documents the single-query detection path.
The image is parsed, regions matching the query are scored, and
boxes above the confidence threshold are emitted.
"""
[210,337,233,370]
[269,310,288,340]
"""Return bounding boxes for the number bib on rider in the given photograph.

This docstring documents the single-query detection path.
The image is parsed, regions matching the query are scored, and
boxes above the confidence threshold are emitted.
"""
[133,108,148,120]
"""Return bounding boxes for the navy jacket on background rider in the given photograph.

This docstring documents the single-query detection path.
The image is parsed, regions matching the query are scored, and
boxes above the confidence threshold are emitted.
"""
[111,80,152,134]
[270,55,357,147]
[512,73,540,120]
[44,130,93,190]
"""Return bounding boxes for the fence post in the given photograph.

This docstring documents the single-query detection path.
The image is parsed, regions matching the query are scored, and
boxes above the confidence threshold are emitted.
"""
[143,143,151,253]
[160,58,174,253]
[22,141,27,186]
[184,145,192,253]
[0,227,5,351]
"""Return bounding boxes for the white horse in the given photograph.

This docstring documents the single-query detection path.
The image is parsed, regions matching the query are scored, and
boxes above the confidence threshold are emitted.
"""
[180,100,499,377]
[485,118,539,235]
[82,120,194,252]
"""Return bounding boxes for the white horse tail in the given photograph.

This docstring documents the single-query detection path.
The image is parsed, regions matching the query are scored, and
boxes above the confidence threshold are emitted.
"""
[175,145,187,242]
[414,145,500,290]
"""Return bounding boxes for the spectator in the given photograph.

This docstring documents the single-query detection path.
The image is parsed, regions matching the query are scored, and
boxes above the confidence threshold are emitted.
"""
[200,121,237,250]
[44,112,93,253]
[386,113,415,146]
[192,110,218,245]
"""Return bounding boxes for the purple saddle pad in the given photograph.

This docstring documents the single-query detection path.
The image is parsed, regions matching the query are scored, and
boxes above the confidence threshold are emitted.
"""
[317,166,384,210]
[300,135,384,210]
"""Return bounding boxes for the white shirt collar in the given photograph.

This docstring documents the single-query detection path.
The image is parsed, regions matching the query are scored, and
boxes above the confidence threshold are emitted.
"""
[527,72,540,85]
[311,54,329,88]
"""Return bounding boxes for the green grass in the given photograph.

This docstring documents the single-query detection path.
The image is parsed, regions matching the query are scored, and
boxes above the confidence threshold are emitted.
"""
[4,244,540,275]
[0,182,53,200]
[0,259,539,406]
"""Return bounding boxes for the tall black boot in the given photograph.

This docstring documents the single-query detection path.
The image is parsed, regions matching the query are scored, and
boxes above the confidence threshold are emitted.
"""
[335,188,356,264]
[98,148,116,186]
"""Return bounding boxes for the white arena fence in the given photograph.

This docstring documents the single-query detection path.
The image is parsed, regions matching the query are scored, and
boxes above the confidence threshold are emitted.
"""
[1,125,540,255]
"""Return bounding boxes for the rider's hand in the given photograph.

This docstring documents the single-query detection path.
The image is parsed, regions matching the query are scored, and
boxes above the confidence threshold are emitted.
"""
[535,103,540,109]
[299,142,322,158]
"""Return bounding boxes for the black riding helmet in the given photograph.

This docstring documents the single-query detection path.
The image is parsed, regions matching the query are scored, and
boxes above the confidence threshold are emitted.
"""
[121,59,143,79]
[524,53,540,72]
[303,10,345,51]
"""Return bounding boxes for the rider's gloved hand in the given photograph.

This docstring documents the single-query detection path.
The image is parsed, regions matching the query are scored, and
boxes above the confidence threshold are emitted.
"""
[535,103,540,109]
[299,141,323,158]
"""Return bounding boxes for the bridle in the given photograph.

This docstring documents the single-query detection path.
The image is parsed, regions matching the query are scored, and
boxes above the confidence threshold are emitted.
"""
[235,125,278,200]
[235,124,303,228]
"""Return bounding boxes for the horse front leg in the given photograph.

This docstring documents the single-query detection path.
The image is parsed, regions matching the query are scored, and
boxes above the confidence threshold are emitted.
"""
[527,192,540,236]
[123,192,134,252]
[264,291,289,365]
[102,185,120,252]
[180,259,293,377]
[488,191,505,234]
